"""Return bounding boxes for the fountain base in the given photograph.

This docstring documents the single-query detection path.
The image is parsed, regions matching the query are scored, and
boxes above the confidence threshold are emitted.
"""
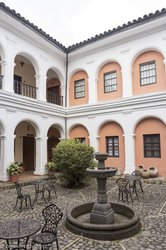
[66,202,141,241]
[90,202,114,224]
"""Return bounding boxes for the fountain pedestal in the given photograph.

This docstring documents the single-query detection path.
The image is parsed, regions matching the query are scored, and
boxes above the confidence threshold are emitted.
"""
[90,201,114,224]
[87,153,117,224]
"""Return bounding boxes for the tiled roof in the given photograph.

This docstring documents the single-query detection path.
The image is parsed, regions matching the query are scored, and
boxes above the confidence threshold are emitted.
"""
[0,2,166,53]
[0,2,67,52]
[67,8,166,52]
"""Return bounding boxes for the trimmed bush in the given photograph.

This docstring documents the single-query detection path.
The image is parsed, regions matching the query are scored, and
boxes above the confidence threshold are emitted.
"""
[52,139,95,187]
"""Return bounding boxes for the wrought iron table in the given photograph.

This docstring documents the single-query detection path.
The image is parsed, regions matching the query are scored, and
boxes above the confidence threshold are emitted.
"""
[125,175,141,197]
[0,219,41,249]
[32,179,48,204]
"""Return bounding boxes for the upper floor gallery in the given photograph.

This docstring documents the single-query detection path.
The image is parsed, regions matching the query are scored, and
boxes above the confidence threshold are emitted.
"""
[0,3,166,109]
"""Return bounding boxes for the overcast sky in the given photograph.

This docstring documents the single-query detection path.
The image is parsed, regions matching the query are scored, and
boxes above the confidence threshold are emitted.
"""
[1,0,166,47]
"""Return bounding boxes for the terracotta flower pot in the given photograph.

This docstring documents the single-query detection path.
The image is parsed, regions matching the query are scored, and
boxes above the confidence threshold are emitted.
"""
[9,174,19,182]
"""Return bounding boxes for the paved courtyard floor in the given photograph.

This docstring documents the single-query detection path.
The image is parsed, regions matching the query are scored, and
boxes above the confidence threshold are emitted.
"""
[0,177,166,250]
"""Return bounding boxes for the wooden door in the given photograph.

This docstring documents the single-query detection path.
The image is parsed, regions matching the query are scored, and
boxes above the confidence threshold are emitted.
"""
[23,136,35,171]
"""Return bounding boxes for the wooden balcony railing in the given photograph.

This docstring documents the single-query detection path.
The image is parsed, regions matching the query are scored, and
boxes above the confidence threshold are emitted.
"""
[47,91,63,106]
[14,81,37,99]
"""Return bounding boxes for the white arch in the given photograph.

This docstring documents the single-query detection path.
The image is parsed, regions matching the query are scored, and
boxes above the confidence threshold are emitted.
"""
[133,115,166,134]
[47,123,64,138]
[0,42,6,61]
[68,68,89,83]
[14,118,41,137]
[0,119,5,135]
[46,66,65,84]
[97,119,124,136]
[14,51,40,75]
[68,123,90,137]
[95,58,122,80]
[130,47,165,69]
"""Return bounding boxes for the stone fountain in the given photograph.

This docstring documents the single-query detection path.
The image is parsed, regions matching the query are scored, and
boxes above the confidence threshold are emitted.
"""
[66,153,141,240]
[87,153,116,224]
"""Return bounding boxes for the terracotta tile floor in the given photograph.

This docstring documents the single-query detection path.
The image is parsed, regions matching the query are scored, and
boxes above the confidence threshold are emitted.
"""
[0,171,50,189]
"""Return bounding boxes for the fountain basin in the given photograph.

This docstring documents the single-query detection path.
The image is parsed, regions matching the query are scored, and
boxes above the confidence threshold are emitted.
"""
[66,202,141,241]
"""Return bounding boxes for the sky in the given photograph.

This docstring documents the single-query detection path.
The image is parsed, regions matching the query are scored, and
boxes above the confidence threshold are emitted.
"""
[1,0,166,47]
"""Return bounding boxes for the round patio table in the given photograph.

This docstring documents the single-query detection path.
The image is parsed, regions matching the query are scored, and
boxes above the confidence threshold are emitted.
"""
[0,218,41,249]
[32,179,48,205]
[125,175,141,197]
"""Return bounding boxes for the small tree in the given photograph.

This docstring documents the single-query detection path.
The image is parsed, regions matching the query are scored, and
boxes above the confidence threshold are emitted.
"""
[52,139,94,187]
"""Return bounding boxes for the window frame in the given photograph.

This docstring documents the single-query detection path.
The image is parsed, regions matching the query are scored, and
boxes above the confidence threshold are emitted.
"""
[74,79,85,99]
[140,60,156,86]
[106,136,119,157]
[104,71,117,93]
[143,134,161,158]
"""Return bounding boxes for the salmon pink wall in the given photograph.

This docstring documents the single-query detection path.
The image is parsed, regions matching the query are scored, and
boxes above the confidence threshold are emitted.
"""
[69,71,89,106]
[135,118,166,176]
[69,125,90,144]
[99,122,125,172]
[132,51,166,95]
[97,62,122,101]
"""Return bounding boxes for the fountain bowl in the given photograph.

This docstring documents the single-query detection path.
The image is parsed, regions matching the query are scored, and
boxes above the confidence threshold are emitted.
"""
[66,201,141,241]
[87,167,117,178]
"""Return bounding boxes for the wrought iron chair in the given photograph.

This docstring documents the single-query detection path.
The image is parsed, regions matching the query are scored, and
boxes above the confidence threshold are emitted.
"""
[14,182,33,212]
[31,203,63,250]
[43,176,57,201]
[131,170,144,194]
[116,178,133,204]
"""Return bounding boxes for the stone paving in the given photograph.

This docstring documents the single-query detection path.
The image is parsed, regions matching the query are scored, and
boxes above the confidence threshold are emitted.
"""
[0,178,166,249]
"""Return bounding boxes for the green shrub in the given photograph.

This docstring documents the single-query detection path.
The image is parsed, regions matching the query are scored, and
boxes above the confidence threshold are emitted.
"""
[52,139,94,187]
[45,161,56,172]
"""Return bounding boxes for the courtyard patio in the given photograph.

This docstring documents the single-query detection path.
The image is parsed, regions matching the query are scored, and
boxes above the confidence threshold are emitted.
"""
[0,176,166,250]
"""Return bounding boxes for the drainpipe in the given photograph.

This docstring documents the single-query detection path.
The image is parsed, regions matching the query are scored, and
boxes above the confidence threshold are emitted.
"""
[65,53,68,139]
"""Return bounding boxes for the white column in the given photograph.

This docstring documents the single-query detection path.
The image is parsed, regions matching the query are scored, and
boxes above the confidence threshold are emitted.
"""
[34,137,47,175]
[0,135,8,181]
[124,133,136,174]
[1,59,15,92]
[163,60,166,78]
[61,84,65,107]
[0,134,15,181]
[121,64,133,98]
[89,135,100,153]
[36,74,47,102]
[88,76,97,104]
[87,135,100,156]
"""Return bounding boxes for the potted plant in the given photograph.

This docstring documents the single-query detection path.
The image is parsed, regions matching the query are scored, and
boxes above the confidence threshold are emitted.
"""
[7,161,23,182]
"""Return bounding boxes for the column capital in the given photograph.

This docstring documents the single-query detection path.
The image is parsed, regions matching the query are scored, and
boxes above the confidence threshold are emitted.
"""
[0,135,6,140]
[35,137,42,141]
[163,59,166,65]
[0,59,7,66]
[35,74,41,80]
